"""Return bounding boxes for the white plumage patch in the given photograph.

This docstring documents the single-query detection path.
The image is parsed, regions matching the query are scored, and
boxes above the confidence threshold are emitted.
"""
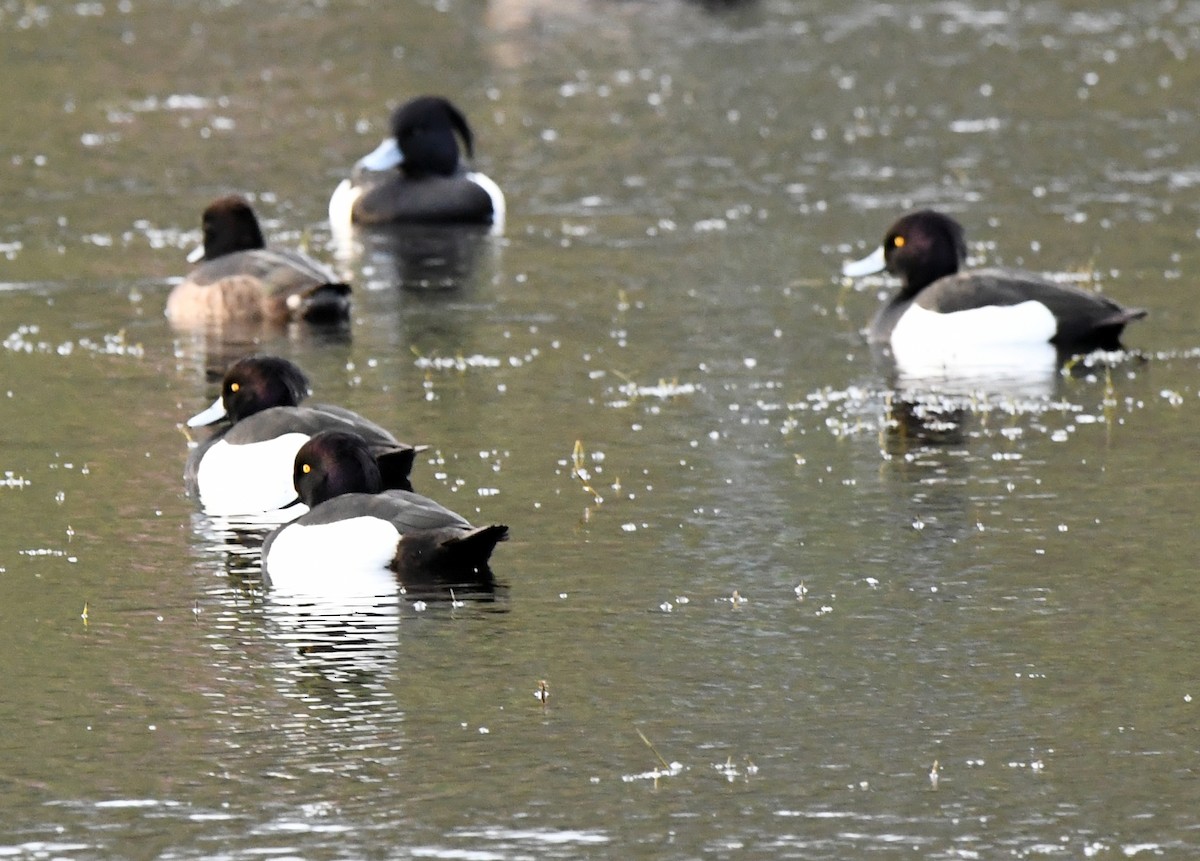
[467,171,507,235]
[196,433,310,516]
[327,178,363,237]
[265,516,401,597]
[895,299,1057,347]
[891,300,1058,381]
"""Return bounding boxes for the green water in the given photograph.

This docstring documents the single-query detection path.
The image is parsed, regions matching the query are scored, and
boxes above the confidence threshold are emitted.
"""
[1,1,1199,857]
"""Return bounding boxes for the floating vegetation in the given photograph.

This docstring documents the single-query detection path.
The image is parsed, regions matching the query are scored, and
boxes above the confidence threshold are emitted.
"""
[722,590,747,607]
[623,727,684,785]
[714,755,759,783]
[3,324,143,358]
[607,375,697,409]
[658,594,689,613]
[20,548,76,561]
[0,472,30,489]
[413,353,503,371]
[127,94,218,112]
[129,219,195,252]
[1007,757,1046,773]
[570,440,604,506]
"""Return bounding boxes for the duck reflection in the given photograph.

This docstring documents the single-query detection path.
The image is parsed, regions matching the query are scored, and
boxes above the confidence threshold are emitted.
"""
[333,222,494,293]
[879,339,1061,402]
[171,317,352,382]
[264,591,402,691]
[882,396,968,455]
[263,564,506,695]
[261,583,507,711]
[188,510,275,591]
[870,334,1058,454]
[191,517,504,699]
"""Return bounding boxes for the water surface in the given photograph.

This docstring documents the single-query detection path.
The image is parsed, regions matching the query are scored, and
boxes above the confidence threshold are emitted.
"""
[2,0,1200,857]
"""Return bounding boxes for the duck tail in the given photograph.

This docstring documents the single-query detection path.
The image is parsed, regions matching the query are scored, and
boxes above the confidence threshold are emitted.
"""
[1111,307,1148,325]
[299,283,352,322]
[394,525,509,586]
[442,525,509,567]
[1070,306,1148,352]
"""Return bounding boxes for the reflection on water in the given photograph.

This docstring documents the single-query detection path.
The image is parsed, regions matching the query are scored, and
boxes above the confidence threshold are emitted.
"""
[890,340,1060,399]
[189,511,277,593]
[6,0,1200,857]
[882,396,968,452]
[333,223,496,293]
[265,591,401,687]
[171,317,353,379]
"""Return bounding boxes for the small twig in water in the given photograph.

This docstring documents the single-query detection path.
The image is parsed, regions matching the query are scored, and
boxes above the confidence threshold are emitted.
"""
[635,726,672,772]
[571,440,603,505]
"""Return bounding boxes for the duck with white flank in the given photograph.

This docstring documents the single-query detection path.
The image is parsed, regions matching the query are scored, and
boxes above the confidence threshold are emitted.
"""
[329,96,505,231]
[185,356,420,517]
[843,210,1145,370]
[263,431,508,591]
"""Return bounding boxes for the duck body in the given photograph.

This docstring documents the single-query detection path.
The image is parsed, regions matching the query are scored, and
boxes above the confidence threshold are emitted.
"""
[339,171,501,227]
[186,406,416,517]
[184,356,418,517]
[167,195,350,326]
[262,431,507,591]
[844,210,1145,360]
[328,96,505,231]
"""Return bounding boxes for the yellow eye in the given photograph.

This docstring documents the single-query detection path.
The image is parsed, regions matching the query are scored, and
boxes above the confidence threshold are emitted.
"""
[893,235,906,249]
[230,382,240,393]
[302,463,311,474]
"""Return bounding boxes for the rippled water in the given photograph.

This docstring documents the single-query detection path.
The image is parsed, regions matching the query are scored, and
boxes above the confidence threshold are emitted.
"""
[3,0,1200,857]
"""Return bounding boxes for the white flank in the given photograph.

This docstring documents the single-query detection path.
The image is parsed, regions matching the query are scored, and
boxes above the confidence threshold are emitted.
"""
[196,433,310,515]
[468,170,507,236]
[265,516,401,597]
[327,178,363,240]
[890,301,1058,387]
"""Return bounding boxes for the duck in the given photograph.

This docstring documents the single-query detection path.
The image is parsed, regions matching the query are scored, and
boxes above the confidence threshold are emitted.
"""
[842,209,1146,358]
[166,195,351,326]
[185,355,420,517]
[262,430,508,590]
[328,96,505,231]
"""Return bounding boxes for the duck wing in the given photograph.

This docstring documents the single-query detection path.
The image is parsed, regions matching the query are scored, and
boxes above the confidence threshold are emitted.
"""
[922,268,1145,349]
[298,490,474,533]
